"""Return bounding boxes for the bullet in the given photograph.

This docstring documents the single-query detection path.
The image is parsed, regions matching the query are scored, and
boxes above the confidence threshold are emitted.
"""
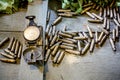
[98,26,109,35]
[63,25,67,31]
[92,3,96,9]
[4,49,15,57]
[62,31,77,36]
[44,49,51,62]
[82,32,89,38]
[59,32,73,38]
[112,29,116,42]
[103,17,107,29]
[115,26,119,39]
[49,34,53,42]
[59,39,74,44]
[113,8,117,19]
[52,26,56,35]
[58,13,73,17]
[77,40,82,52]
[48,26,52,37]
[51,45,59,56]
[11,39,17,52]
[15,41,20,55]
[98,32,104,42]
[117,13,120,24]
[99,34,107,46]
[74,36,87,40]
[52,16,62,26]
[45,24,50,34]
[88,19,103,23]
[86,12,95,19]
[50,34,58,46]
[0,37,9,47]
[17,44,23,59]
[7,37,15,50]
[0,58,16,63]
[81,7,92,14]
[0,52,14,59]
[62,43,77,48]
[90,39,95,52]
[92,13,103,21]
[110,9,113,18]
[53,50,61,63]
[60,45,74,50]
[109,37,116,51]
[81,42,90,55]
[87,25,93,38]
[106,19,110,30]
[107,6,110,17]
[96,5,100,10]
[83,3,93,8]
[103,8,107,18]
[46,10,50,22]
[45,37,49,47]
[110,0,115,8]
[50,41,62,50]
[95,31,98,43]
[57,9,71,12]
[65,49,80,55]
[57,51,65,64]
[113,18,120,26]
[65,38,77,43]
[99,7,103,17]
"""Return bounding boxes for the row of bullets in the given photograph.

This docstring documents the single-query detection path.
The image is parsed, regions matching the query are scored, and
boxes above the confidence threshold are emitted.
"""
[44,24,119,64]
[0,37,23,63]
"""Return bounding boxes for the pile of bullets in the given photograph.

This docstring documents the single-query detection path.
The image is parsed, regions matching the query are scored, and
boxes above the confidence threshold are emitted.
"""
[0,37,23,63]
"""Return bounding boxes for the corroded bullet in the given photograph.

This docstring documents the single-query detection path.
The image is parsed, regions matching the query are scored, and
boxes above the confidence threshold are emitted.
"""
[51,45,59,56]
[81,42,90,55]
[65,49,80,55]
[44,49,51,62]
[60,45,74,50]
[98,32,104,42]
[88,19,103,23]
[90,39,95,52]
[15,41,20,55]
[112,29,116,42]
[7,37,15,50]
[52,16,62,26]
[87,25,93,38]
[92,13,103,20]
[11,39,17,52]
[57,51,65,64]
[62,43,77,48]
[109,37,116,51]
[86,12,95,19]
[50,34,58,46]
[53,50,61,63]
[4,49,15,57]
[59,32,73,38]
[77,40,82,52]
[17,44,23,59]
[0,58,16,63]
[0,37,9,47]
[0,52,14,59]
[99,34,107,46]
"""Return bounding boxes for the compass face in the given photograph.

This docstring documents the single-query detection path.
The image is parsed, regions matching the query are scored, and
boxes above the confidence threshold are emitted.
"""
[24,26,40,41]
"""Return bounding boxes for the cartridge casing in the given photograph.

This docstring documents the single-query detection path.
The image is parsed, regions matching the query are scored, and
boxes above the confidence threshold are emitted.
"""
[0,37,9,47]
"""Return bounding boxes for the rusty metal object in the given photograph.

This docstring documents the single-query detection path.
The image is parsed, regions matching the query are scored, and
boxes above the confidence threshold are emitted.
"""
[51,45,59,56]
[98,32,104,42]
[81,42,90,55]
[65,49,80,55]
[0,52,14,59]
[52,16,62,26]
[60,45,74,50]
[53,50,61,63]
[109,37,116,51]
[0,37,9,47]
[44,49,51,62]
[88,19,103,23]
[92,13,103,21]
[57,51,65,64]
[7,37,15,50]
[86,12,95,19]
[87,25,93,38]
[11,39,17,52]
[17,44,23,59]
[0,58,16,63]
[90,39,95,52]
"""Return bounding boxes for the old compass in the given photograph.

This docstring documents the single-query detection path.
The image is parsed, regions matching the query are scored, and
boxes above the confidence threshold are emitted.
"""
[23,15,43,64]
